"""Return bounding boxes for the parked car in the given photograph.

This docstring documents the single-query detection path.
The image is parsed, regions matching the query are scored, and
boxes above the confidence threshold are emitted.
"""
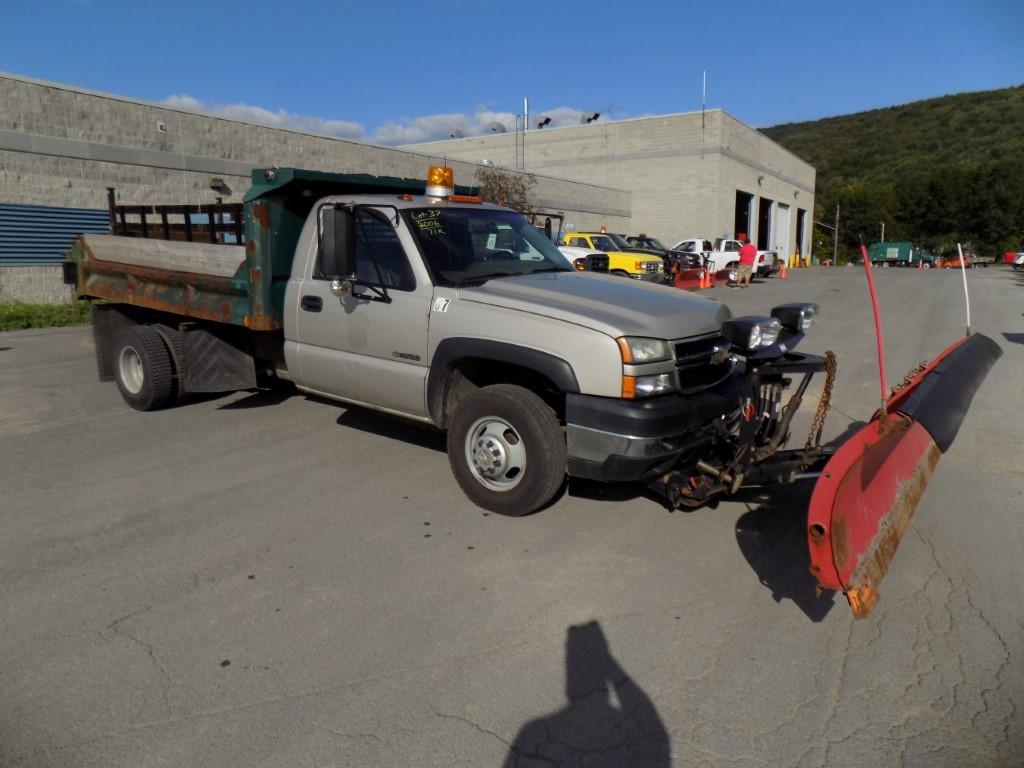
[937,252,989,269]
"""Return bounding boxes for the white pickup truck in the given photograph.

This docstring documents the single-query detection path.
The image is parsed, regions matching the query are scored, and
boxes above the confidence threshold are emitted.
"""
[672,238,779,279]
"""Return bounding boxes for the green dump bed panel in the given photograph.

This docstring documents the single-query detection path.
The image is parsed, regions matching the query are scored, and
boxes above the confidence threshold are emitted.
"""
[73,167,478,329]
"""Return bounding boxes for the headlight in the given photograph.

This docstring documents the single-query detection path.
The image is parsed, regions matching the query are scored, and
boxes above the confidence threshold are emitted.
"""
[721,316,782,350]
[771,303,819,331]
[622,373,674,399]
[616,337,672,364]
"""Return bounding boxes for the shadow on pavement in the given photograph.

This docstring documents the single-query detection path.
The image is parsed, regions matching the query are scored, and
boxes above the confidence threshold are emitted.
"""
[1001,332,1024,346]
[504,621,670,767]
[566,478,663,507]
[733,482,836,623]
[730,420,868,622]
[217,387,294,409]
[334,406,446,452]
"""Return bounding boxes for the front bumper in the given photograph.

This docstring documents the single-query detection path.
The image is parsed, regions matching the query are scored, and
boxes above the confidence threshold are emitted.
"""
[565,380,740,482]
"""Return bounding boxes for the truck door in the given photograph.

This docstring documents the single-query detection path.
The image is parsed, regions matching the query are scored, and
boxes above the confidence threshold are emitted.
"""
[293,207,431,417]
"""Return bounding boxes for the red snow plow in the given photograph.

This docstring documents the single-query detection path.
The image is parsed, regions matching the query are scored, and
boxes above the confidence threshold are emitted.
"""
[806,332,1000,616]
[654,246,1001,618]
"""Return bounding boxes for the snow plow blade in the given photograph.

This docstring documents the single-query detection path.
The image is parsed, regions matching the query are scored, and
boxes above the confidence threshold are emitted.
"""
[806,333,1002,618]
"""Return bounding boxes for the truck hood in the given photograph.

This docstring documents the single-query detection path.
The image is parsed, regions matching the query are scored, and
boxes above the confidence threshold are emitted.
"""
[458,271,730,339]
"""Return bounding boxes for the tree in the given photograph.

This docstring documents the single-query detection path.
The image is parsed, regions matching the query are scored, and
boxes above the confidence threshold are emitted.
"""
[476,166,536,213]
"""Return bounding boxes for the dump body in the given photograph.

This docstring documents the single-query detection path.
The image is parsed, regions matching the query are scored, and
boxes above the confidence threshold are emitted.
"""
[70,167,481,329]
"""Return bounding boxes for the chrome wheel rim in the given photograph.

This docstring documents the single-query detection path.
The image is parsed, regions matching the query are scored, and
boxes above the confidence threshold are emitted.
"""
[464,416,527,491]
[118,345,144,395]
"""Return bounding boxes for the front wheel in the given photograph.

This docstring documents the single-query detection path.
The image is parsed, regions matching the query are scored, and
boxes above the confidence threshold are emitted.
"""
[447,384,567,516]
[611,269,632,279]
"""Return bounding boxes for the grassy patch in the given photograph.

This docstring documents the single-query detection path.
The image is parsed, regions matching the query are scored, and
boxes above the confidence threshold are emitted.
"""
[0,301,91,331]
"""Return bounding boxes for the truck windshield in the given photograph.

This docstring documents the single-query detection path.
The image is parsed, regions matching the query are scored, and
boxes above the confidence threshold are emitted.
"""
[607,233,633,250]
[588,235,617,252]
[405,207,573,286]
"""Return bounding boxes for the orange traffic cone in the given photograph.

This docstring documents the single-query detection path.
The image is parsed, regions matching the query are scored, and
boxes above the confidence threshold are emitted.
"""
[780,261,788,279]
[917,259,923,270]
[700,269,708,289]
[706,268,714,288]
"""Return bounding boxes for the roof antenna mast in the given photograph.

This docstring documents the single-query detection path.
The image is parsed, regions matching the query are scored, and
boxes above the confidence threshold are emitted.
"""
[701,70,707,156]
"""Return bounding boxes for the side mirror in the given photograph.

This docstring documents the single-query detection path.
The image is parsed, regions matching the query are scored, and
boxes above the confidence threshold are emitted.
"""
[319,205,356,278]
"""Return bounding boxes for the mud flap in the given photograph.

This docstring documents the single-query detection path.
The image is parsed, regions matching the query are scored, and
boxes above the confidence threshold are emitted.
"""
[806,333,1002,618]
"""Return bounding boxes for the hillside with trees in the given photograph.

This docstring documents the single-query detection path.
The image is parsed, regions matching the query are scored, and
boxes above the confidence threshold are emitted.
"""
[761,85,1024,262]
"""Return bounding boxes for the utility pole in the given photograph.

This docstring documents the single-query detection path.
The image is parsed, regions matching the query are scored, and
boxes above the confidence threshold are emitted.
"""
[523,97,528,170]
[880,221,885,242]
[833,205,840,263]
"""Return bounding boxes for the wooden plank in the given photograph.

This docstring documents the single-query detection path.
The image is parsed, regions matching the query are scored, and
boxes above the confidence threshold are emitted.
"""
[82,234,245,278]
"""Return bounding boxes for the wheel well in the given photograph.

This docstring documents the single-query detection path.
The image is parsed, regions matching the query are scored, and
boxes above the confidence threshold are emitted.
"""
[437,359,566,429]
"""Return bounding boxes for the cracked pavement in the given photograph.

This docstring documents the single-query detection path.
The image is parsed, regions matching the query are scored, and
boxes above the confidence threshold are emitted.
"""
[0,269,1021,766]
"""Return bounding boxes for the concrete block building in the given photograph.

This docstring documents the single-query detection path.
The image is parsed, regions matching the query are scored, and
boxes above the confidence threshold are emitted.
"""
[407,110,815,257]
[0,71,815,303]
[0,73,629,302]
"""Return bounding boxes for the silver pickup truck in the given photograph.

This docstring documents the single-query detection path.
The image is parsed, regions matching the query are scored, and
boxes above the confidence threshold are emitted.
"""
[69,167,1001,617]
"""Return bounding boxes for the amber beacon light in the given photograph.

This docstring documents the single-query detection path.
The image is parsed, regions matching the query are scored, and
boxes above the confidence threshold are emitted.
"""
[426,166,455,197]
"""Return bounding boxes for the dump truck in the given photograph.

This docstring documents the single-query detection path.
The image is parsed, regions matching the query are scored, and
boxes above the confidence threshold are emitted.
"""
[865,241,935,267]
[65,165,1001,618]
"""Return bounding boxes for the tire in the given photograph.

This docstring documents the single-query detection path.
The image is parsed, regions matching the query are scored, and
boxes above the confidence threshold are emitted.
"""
[114,325,175,411]
[611,269,632,279]
[447,384,567,516]
[155,325,187,401]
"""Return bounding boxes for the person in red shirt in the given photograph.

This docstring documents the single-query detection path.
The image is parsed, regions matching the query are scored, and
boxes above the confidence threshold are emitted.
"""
[736,239,757,288]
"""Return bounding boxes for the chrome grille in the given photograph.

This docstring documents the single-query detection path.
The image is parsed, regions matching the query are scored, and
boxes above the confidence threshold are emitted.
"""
[672,333,735,393]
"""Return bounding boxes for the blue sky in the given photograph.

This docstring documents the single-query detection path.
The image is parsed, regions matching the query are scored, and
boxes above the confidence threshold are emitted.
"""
[2,0,1021,144]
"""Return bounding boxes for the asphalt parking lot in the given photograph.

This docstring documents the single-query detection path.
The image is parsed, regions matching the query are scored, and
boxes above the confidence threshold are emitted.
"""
[2,266,1022,767]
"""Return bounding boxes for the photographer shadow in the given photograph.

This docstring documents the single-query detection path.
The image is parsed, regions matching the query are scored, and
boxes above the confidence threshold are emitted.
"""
[504,621,670,767]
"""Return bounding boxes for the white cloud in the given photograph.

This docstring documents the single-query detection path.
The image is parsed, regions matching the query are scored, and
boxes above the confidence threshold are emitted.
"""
[160,94,365,140]
[160,95,609,146]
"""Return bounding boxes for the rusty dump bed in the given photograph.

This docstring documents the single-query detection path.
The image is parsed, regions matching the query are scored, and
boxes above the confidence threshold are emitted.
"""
[71,234,257,327]
[68,166,480,330]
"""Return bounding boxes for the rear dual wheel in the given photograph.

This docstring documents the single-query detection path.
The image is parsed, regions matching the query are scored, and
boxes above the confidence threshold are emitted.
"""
[114,325,175,411]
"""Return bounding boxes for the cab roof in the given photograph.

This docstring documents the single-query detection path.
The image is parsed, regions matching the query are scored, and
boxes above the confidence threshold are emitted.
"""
[244,167,480,203]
